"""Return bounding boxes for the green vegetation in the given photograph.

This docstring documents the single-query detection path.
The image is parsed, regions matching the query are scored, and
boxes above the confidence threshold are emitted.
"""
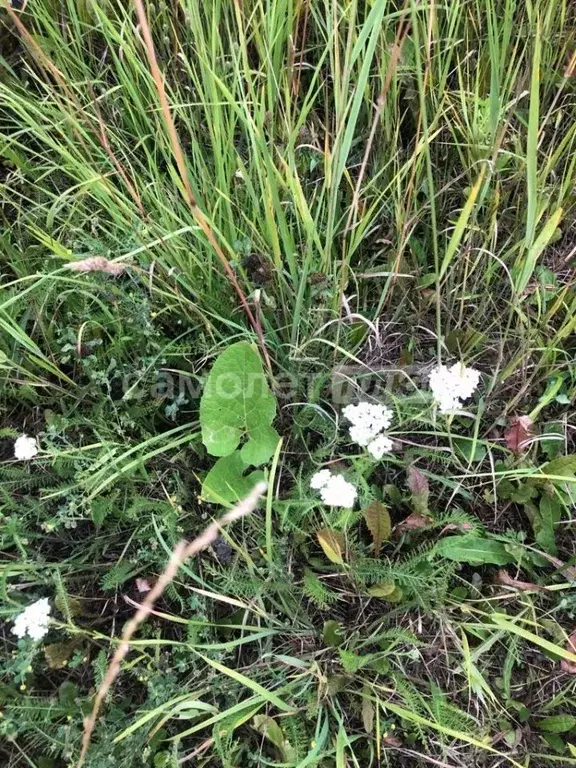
[1,0,576,765]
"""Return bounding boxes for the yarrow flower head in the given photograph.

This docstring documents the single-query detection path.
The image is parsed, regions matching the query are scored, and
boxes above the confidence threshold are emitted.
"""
[309,469,332,490]
[12,598,51,641]
[310,470,357,508]
[343,401,394,457]
[14,435,38,461]
[366,434,394,459]
[429,362,481,414]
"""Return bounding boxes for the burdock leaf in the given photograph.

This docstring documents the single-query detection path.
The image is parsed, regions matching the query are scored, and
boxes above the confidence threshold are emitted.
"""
[201,451,265,504]
[200,341,279,465]
[362,502,391,555]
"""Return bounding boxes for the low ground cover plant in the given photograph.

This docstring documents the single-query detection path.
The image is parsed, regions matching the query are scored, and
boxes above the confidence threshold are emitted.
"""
[1,1,576,766]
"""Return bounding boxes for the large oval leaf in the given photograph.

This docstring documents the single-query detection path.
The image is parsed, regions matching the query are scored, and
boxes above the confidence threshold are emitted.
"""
[201,451,265,504]
[435,535,514,566]
[200,341,279,465]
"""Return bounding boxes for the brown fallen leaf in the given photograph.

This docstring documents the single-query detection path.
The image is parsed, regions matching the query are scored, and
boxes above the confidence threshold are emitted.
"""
[382,734,402,748]
[407,465,429,495]
[395,512,431,534]
[505,415,534,455]
[67,256,126,276]
[560,631,576,674]
[439,522,474,535]
[496,570,542,592]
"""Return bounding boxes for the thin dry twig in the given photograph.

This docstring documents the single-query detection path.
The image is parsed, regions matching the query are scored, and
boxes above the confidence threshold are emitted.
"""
[132,0,273,378]
[76,481,267,768]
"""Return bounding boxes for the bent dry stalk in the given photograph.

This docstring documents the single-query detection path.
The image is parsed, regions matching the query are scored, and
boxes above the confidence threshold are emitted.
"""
[76,481,267,768]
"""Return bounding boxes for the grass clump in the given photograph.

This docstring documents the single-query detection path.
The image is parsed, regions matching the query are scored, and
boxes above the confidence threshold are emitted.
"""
[1,1,576,766]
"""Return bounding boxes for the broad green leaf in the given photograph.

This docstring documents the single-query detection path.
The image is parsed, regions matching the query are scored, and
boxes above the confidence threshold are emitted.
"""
[538,715,576,734]
[317,529,346,565]
[541,423,564,460]
[323,620,345,647]
[240,424,280,466]
[252,715,286,750]
[362,502,391,555]
[201,451,265,504]
[200,342,279,465]
[435,535,514,566]
[454,438,487,463]
[381,585,403,603]
[534,495,560,555]
[367,581,396,598]
[541,454,576,481]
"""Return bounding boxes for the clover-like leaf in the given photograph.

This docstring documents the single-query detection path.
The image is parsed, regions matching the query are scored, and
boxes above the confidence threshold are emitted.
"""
[200,341,279,465]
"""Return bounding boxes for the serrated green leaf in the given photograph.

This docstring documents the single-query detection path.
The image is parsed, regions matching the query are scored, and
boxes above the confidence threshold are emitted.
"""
[538,715,576,734]
[201,451,265,504]
[362,502,391,556]
[435,535,514,565]
[200,342,279,465]
[317,529,346,565]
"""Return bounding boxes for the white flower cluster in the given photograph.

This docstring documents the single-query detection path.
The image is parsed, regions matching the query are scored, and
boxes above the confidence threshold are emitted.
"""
[428,362,481,414]
[342,402,393,459]
[14,435,38,460]
[12,598,51,641]
[310,470,357,508]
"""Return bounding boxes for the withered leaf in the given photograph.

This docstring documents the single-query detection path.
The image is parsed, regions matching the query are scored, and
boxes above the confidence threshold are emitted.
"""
[439,522,474,535]
[407,465,429,516]
[496,570,541,592]
[560,630,576,675]
[505,415,534,455]
[45,640,77,669]
[362,502,391,556]
[317,529,346,565]
[407,465,429,495]
[396,512,431,534]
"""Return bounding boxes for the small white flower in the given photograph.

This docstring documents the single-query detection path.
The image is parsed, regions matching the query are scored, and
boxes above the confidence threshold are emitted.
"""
[14,435,38,461]
[311,470,357,508]
[310,469,332,490]
[12,598,51,641]
[343,402,393,447]
[366,434,394,459]
[429,362,481,414]
[319,473,357,508]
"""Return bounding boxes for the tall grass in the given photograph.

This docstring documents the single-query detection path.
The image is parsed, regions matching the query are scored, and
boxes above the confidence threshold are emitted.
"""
[1,1,576,765]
